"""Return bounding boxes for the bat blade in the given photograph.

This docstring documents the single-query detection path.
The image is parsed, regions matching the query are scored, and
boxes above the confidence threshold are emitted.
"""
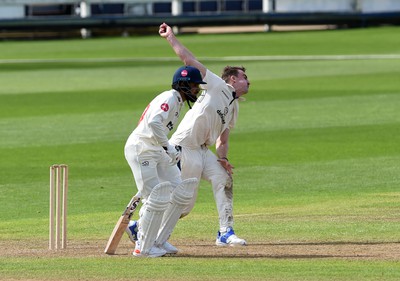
[104,196,140,255]
[104,215,129,255]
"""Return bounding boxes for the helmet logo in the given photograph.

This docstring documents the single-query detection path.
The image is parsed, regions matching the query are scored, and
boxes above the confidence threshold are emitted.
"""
[181,69,188,77]
[160,103,169,112]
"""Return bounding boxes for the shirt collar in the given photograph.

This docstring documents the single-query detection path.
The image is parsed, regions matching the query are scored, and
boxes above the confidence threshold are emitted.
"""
[227,84,237,105]
[173,89,184,105]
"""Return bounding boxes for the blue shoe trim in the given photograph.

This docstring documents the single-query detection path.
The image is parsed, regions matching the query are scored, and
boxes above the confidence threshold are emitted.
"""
[128,220,138,241]
[217,227,235,244]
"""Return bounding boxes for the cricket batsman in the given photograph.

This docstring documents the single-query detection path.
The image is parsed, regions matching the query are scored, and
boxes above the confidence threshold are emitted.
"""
[124,65,206,257]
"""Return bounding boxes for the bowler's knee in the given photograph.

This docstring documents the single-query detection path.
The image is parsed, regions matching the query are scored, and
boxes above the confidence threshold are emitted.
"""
[211,173,232,190]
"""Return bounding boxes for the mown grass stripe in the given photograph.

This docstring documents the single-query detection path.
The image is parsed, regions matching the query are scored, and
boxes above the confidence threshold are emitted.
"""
[1,54,400,64]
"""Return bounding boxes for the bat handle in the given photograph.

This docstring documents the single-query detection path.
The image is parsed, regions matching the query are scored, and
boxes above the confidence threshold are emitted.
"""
[134,190,141,199]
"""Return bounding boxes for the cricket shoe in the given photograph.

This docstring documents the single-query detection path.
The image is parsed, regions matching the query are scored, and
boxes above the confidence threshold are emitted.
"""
[215,227,247,246]
[132,245,166,258]
[125,220,138,243]
[158,241,179,254]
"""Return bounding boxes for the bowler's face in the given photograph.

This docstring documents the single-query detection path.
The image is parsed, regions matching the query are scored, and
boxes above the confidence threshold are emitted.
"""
[234,70,250,96]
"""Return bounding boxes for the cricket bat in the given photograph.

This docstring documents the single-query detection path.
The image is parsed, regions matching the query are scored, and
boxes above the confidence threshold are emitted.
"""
[104,195,140,255]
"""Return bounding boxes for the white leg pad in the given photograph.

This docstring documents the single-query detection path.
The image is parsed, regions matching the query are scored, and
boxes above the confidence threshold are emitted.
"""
[138,182,172,255]
[156,178,197,246]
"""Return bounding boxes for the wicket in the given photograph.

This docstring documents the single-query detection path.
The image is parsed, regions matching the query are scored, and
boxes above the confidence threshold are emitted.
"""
[49,164,68,250]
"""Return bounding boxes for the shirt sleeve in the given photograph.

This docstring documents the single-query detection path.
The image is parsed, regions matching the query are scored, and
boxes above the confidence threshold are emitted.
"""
[147,93,176,147]
[203,69,223,92]
[148,114,169,147]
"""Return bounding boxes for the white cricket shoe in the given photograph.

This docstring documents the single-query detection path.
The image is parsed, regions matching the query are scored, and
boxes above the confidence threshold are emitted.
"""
[132,245,166,258]
[159,241,179,254]
[216,227,247,246]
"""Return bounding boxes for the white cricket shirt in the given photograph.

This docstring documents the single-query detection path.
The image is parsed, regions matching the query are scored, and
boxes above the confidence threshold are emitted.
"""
[170,69,239,149]
[125,89,184,148]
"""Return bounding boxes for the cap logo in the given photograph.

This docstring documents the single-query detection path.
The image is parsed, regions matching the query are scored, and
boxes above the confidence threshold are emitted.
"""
[181,69,188,77]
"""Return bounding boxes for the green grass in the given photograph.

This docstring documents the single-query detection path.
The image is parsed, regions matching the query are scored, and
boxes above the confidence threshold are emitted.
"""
[2,258,399,281]
[1,26,400,280]
[0,26,399,59]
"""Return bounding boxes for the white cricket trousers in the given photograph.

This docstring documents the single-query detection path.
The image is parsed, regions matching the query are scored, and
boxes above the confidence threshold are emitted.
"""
[180,145,234,233]
[124,139,181,200]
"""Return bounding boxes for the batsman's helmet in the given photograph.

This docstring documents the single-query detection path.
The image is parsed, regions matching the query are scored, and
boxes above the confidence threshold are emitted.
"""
[172,66,206,107]
[172,66,206,85]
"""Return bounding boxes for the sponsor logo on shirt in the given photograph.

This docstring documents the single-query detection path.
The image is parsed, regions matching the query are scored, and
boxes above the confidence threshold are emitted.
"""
[167,121,174,131]
[161,103,169,112]
[217,107,229,124]
[141,161,149,166]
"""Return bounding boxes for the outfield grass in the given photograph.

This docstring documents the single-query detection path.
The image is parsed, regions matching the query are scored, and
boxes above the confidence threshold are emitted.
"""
[0,26,399,280]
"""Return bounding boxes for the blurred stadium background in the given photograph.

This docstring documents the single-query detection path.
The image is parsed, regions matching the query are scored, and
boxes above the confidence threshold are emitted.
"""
[0,0,399,39]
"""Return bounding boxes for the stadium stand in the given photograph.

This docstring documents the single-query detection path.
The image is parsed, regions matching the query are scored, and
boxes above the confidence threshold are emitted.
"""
[0,0,399,39]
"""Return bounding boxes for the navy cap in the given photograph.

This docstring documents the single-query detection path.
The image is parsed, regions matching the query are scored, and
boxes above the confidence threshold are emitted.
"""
[172,66,206,85]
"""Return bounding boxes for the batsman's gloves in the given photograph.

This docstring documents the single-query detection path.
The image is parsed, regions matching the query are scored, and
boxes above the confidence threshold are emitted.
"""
[163,144,181,165]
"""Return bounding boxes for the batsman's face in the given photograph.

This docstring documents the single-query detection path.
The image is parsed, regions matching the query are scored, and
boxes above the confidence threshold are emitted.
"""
[189,82,202,96]
[233,71,250,96]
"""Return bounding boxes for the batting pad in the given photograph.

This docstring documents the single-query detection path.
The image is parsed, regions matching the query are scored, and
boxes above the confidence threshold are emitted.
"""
[156,178,198,246]
[138,182,172,255]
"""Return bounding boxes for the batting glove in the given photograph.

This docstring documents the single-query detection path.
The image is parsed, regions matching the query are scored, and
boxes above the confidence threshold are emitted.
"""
[164,144,181,165]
